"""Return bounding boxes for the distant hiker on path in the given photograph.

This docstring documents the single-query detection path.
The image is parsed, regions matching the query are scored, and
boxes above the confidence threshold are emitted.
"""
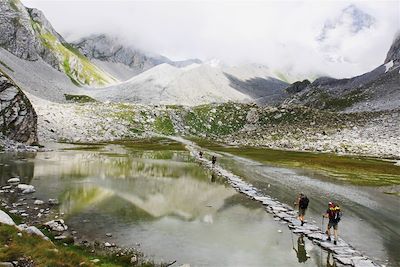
[211,155,217,166]
[199,151,203,158]
[294,193,309,226]
[324,202,342,245]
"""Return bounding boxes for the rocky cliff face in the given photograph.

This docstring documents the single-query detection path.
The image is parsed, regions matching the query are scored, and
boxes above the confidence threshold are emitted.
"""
[0,0,42,60]
[73,34,169,74]
[0,0,116,87]
[384,33,400,65]
[0,69,38,145]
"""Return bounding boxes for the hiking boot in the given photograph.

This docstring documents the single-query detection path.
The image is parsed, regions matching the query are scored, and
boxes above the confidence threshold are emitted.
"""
[301,221,304,226]
[327,237,331,242]
[334,240,337,245]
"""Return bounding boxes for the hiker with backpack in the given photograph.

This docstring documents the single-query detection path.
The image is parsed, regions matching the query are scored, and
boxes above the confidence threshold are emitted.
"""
[323,201,342,245]
[294,193,309,226]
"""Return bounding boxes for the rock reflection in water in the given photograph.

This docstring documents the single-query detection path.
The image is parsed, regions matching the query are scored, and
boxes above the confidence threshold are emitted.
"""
[1,143,332,266]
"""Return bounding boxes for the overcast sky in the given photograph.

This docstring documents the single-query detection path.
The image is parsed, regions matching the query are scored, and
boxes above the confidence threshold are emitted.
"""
[21,0,399,78]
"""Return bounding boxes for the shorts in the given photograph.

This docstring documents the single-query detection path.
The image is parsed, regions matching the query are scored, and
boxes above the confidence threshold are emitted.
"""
[298,208,306,216]
[328,221,338,230]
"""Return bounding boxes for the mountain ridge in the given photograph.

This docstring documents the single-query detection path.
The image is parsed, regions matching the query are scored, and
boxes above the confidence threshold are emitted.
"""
[72,34,202,80]
[0,0,116,87]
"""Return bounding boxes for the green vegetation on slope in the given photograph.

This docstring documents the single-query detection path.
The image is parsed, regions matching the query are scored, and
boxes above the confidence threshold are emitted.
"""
[184,103,250,136]
[65,94,97,103]
[154,115,175,135]
[31,20,115,87]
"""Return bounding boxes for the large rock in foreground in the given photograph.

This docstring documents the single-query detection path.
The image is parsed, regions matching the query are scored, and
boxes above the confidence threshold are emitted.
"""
[0,70,38,144]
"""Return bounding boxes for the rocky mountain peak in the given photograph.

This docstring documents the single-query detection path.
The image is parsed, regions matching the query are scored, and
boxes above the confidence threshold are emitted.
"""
[0,0,116,87]
[73,34,171,74]
[73,34,203,80]
[27,7,66,44]
[0,0,42,60]
[384,32,400,65]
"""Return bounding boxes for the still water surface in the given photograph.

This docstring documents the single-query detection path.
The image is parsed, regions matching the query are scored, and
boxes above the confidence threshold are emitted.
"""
[0,140,397,266]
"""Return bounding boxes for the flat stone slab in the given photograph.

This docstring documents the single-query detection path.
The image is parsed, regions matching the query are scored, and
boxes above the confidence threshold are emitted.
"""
[308,232,324,240]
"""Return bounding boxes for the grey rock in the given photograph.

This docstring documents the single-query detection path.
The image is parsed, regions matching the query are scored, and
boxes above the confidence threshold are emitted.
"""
[7,177,20,184]
[17,183,35,194]
[44,219,68,232]
[0,71,38,144]
[0,262,14,267]
[33,199,44,205]
[0,0,41,60]
[0,209,15,225]
[17,224,45,238]
[385,33,400,65]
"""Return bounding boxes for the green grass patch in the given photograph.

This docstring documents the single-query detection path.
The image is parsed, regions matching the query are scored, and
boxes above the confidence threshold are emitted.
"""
[184,103,250,136]
[302,89,366,111]
[64,94,97,103]
[192,138,400,186]
[0,224,155,267]
[9,0,20,12]
[154,115,175,135]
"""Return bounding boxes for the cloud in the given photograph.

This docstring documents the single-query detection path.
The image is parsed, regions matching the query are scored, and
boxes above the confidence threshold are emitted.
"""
[21,0,400,79]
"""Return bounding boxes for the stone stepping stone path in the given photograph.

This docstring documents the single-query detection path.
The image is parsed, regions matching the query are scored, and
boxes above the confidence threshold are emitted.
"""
[180,139,380,267]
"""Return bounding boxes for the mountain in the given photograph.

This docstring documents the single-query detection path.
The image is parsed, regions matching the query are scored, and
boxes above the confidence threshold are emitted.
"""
[83,62,289,105]
[72,34,202,81]
[0,68,37,144]
[0,0,116,87]
[286,33,400,112]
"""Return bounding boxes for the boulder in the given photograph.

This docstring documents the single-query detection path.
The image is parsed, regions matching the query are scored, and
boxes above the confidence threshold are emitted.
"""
[17,224,45,238]
[44,219,68,232]
[0,210,15,225]
[17,184,35,194]
[33,200,44,205]
[7,177,20,185]
[0,71,38,145]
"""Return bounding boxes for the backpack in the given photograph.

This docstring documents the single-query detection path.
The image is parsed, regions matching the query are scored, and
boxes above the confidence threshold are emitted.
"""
[334,207,342,222]
[299,196,309,209]
[329,206,342,222]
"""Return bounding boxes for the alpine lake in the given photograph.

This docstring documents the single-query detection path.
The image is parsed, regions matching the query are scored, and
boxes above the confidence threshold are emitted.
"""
[0,138,399,267]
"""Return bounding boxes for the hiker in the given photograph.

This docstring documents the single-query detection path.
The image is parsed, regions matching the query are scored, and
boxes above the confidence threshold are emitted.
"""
[293,234,308,263]
[294,193,309,226]
[211,155,217,166]
[323,201,342,245]
[199,151,203,158]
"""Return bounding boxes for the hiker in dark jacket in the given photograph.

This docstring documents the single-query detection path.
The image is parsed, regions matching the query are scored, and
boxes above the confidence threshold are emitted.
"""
[324,202,342,245]
[211,155,217,166]
[294,193,309,226]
